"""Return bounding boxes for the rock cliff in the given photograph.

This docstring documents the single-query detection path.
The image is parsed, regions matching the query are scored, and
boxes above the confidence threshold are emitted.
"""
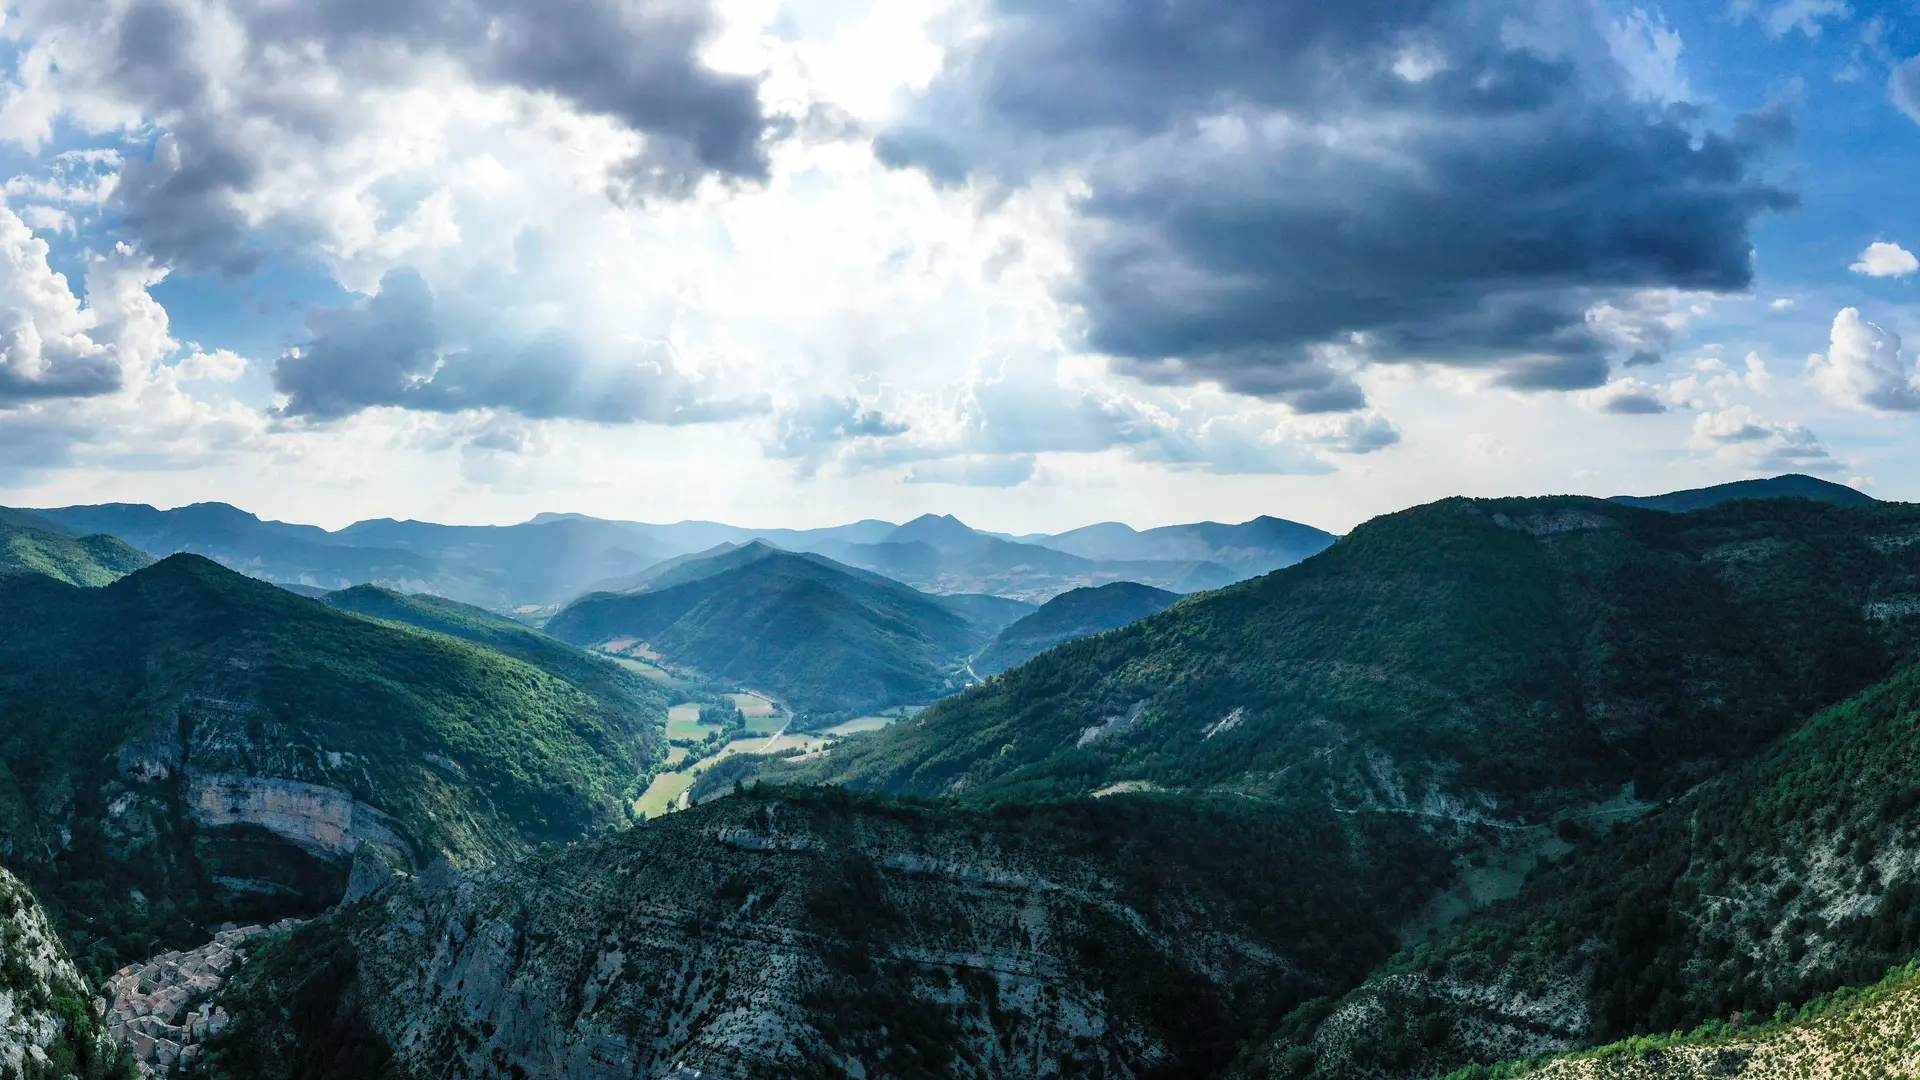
[0,867,128,1080]
[192,788,1451,1079]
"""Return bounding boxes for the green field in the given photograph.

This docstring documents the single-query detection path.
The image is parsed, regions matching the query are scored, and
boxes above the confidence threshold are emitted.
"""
[666,703,721,742]
[821,715,897,737]
[634,769,697,819]
[733,692,783,733]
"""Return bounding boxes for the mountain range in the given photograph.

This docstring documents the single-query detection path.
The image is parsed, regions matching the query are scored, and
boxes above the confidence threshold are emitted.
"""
[24,502,1337,611]
[6,471,1919,1080]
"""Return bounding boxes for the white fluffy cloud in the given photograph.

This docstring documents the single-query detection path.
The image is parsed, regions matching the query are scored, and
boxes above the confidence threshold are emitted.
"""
[1807,308,1919,412]
[1689,404,1832,470]
[1850,241,1919,278]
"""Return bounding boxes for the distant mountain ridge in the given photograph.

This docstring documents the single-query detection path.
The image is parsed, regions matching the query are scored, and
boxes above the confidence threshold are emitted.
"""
[547,544,1029,722]
[29,501,1336,611]
[1609,473,1874,513]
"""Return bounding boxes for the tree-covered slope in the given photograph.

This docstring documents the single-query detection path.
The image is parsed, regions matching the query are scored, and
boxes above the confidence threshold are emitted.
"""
[0,867,131,1080]
[753,496,1919,811]
[1242,657,1920,1080]
[0,514,153,587]
[0,556,665,980]
[548,547,1003,722]
[190,786,1452,1080]
[319,584,667,721]
[973,581,1180,677]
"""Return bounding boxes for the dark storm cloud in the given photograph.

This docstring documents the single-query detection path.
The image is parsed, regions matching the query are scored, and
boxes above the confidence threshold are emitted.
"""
[273,268,748,424]
[59,0,771,273]
[881,0,1797,406]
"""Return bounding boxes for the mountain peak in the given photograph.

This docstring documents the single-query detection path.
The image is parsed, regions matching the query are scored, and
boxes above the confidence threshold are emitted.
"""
[887,513,982,553]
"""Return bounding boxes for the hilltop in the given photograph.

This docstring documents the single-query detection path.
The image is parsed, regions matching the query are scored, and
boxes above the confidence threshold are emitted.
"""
[1609,474,1874,513]
[0,555,665,979]
[1,510,153,587]
[547,544,1020,722]
[973,580,1180,677]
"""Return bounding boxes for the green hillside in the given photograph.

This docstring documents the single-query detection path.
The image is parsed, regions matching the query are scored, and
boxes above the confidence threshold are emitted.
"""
[189,787,1452,1080]
[0,556,665,979]
[1,514,153,586]
[319,585,667,721]
[1243,657,1920,1079]
[751,496,1919,809]
[973,580,1180,676]
[548,546,1005,722]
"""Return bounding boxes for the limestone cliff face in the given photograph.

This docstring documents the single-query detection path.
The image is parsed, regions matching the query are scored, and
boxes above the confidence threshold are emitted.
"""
[0,867,126,1080]
[198,790,1433,1080]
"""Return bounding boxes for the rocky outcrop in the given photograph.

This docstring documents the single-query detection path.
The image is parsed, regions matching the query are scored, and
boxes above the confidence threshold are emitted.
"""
[1,867,123,1079]
[100,921,301,1076]
[197,789,1448,1080]
[186,773,416,870]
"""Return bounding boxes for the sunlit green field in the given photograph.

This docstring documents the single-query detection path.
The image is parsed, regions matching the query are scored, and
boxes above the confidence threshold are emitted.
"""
[666,703,720,742]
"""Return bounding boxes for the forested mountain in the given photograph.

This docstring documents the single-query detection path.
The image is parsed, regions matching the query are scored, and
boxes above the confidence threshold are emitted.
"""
[1242,657,1920,1079]
[752,496,1919,809]
[188,787,1452,1080]
[1609,473,1874,513]
[0,512,153,586]
[973,580,1180,677]
[0,556,665,980]
[547,544,1019,721]
[319,585,666,721]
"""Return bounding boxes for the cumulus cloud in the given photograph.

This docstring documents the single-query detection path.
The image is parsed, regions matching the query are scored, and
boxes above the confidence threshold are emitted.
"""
[272,268,752,424]
[0,204,129,403]
[877,0,1797,408]
[1578,378,1669,414]
[1690,404,1832,470]
[0,211,268,482]
[1851,241,1919,278]
[1807,307,1919,412]
[0,0,773,274]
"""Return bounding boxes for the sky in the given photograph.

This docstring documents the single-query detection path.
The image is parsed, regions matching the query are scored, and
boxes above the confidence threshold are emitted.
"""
[0,0,1917,535]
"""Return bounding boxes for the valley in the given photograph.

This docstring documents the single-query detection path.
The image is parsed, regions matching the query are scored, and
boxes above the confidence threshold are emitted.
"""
[6,474,1920,1079]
